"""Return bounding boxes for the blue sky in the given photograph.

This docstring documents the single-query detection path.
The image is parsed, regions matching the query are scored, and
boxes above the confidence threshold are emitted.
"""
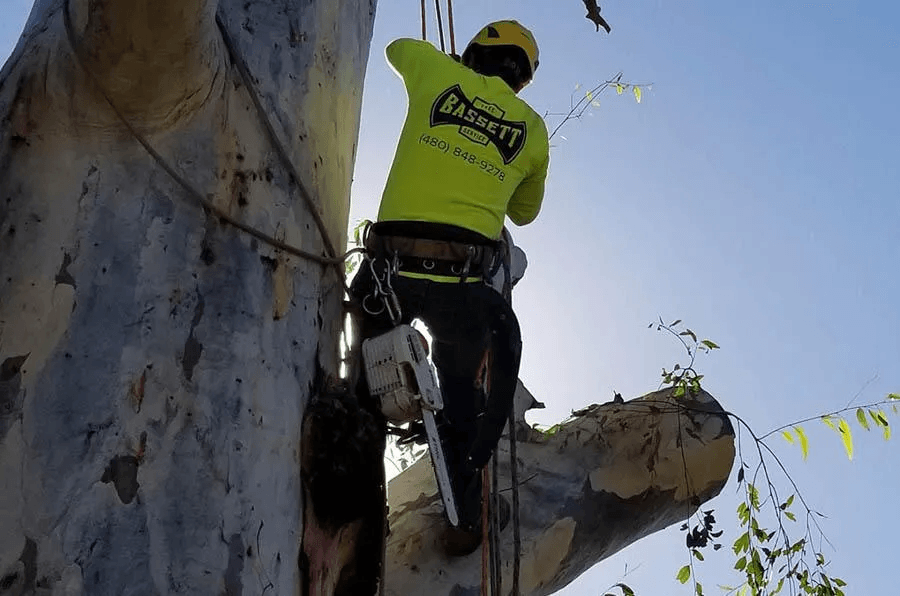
[4,1,898,594]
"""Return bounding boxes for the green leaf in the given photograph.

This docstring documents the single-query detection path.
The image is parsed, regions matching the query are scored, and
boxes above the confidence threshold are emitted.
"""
[695,581,703,596]
[795,425,809,460]
[870,410,884,426]
[838,418,853,460]
[735,556,747,571]
[633,86,642,103]
[701,339,720,349]
[857,408,871,431]
[748,484,761,511]
[586,90,594,101]
[616,83,624,95]
[679,329,698,342]
[733,532,750,555]
[677,565,691,584]
[784,511,796,521]
[614,584,635,596]
[821,415,837,431]
[781,430,795,444]
[888,393,900,400]
[772,578,785,595]
[692,549,705,561]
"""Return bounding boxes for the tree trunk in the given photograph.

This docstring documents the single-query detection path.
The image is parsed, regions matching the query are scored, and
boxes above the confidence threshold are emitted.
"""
[384,385,735,596]
[0,1,375,594]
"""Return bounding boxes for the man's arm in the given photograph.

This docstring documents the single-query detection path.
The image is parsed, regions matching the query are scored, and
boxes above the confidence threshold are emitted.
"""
[506,154,549,226]
[385,38,445,82]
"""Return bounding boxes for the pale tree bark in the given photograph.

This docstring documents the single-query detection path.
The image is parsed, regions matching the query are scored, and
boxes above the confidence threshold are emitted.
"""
[0,0,375,594]
[384,385,735,596]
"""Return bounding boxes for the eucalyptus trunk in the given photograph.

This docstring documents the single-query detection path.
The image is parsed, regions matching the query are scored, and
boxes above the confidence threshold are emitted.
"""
[0,1,375,594]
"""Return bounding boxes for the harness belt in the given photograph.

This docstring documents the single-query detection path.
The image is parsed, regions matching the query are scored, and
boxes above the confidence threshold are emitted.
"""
[365,229,497,279]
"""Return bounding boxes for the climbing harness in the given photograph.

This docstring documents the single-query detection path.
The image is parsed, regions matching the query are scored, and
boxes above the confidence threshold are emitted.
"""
[62,2,359,290]
[361,254,403,326]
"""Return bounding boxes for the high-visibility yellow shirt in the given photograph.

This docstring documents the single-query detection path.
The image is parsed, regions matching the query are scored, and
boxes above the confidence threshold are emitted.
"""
[377,38,550,241]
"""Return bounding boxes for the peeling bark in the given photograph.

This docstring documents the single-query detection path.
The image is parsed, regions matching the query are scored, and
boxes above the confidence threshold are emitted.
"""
[384,385,736,596]
[0,0,376,593]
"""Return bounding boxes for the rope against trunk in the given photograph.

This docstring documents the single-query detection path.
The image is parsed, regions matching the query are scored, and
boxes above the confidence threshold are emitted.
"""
[481,465,491,595]
[62,2,353,277]
[509,408,521,595]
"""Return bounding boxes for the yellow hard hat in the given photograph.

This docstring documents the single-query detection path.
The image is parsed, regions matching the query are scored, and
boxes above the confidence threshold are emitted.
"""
[464,20,539,79]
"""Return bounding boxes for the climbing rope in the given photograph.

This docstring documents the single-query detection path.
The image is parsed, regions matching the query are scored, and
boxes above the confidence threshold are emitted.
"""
[63,2,358,289]
[481,466,491,595]
[433,0,447,53]
[446,0,457,56]
[509,408,522,595]
[420,0,457,55]
[420,0,427,41]
[490,455,502,595]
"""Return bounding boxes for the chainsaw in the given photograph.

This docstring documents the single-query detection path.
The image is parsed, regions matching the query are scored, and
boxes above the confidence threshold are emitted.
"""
[362,324,460,527]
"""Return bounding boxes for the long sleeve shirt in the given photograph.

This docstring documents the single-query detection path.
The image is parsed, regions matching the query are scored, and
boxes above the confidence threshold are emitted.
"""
[377,38,550,241]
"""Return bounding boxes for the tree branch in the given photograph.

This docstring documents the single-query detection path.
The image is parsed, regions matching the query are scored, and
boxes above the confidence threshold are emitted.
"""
[384,385,736,595]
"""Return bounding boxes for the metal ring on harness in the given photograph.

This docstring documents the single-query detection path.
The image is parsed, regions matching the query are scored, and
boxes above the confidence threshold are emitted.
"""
[450,263,463,275]
[362,293,386,317]
[423,259,435,270]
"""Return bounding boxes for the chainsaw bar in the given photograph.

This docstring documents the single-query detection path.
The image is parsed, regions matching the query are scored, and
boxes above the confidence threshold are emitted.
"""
[423,408,459,527]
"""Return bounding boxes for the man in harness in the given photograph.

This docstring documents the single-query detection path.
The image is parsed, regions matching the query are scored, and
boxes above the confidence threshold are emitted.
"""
[352,20,550,555]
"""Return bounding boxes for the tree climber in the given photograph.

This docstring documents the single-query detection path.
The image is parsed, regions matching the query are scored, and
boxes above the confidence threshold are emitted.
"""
[352,20,550,555]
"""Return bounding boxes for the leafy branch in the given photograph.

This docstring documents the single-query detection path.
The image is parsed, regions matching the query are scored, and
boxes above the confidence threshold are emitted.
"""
[651,317,720,398]
[653,319,897,596]
[545,72,651,140]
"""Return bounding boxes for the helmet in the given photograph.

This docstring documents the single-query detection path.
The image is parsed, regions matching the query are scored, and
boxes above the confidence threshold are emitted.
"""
[463,20,539,80]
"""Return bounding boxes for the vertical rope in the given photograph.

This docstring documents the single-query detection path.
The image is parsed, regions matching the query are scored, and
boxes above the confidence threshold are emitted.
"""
[420,0,427,40]
[446,0,457,55]
[481,466,490,595]
[433,0,447,52]
[509,409,521,594]
[490,455,502,595]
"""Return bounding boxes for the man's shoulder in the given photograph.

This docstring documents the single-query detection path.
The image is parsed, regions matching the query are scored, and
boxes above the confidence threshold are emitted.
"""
[387,38,451,64]
[515,97,549,147]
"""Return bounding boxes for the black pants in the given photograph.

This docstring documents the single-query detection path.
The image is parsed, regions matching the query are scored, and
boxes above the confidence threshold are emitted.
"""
[350,261,522,530]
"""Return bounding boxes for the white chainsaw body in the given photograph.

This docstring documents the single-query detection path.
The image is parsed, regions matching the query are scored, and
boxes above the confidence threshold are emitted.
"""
[362,324,460,526]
